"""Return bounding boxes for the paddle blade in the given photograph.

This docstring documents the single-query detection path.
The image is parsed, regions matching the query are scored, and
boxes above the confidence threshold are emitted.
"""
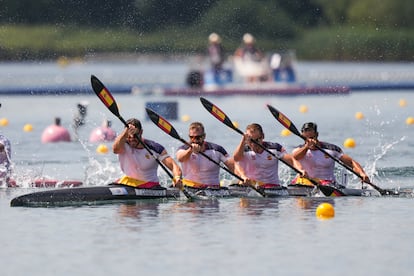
[200,97,241,133]
[91,75,120,118]
[145,108,181,140]
[319,185,346,197]
[267,104,302,137]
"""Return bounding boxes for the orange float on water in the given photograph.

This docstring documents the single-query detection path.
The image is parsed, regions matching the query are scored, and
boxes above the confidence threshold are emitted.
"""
[316,203,335,219]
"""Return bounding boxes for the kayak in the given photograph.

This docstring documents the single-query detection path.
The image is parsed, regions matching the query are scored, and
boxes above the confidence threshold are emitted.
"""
[10,184,181,207]
[10,181,390,207]
[287,184,382,197]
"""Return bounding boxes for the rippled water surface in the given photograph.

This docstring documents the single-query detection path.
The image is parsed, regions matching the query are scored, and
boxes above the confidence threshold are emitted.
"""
[1,61,414,275]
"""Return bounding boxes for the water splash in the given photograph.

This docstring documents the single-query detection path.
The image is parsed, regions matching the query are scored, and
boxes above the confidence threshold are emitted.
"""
[9,168,57,188]
[367,136,406,184]
[84,158,121,186]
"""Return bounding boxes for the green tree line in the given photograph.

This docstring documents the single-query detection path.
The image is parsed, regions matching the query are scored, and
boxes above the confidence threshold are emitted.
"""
[0,0,413,61]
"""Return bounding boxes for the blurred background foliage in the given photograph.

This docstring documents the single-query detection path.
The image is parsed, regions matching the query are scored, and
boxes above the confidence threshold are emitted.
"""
[0,0,412,61]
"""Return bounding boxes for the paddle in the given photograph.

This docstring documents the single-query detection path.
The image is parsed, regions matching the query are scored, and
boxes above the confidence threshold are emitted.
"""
[266,104,396,196]
[90,75,192,199]
[200,97,344,197]
[145,107,265,197]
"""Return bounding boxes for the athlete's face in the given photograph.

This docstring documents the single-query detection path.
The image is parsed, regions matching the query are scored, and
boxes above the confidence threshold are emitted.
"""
[246,128,263,152]
[302,129,317,139]
[189,127,205,145]
[302,129,318,150]
[126,126,142,148]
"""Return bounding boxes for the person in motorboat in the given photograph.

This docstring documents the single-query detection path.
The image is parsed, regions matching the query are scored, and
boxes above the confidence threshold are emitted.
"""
[207,32,225,73]
[233,123,306,190]
[176,122,234,189]
[0,134,12,187]
[291,122,371,188]
[112,118,182,189]
[206,32,232,86]
[233,33,271,83]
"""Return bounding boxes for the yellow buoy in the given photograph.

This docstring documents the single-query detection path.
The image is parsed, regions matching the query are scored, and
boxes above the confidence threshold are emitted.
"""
[343,138,356,148]
[406,117,414,125]
[232,121,239,128]
[57,56,70,67]
[280,128,291,137]
[0,118,9,126]
[181,114,191,122]
[399,99,407,107]
[355,112,364,120]
[23,124,33,132]
[316,203,335,219]
[96,144,109,154]
[299,105,308,113]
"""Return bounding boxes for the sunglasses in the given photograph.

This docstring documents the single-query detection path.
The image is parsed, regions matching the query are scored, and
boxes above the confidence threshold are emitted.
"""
[189,134,204,140]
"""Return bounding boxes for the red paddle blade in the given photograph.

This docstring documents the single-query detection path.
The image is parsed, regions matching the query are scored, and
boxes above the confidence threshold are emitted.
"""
[91,75,119,116]
[200,97,239,132]
[267,104,301,136]
[146,108,172,132]
[321,186,346,197]
[145,108,181,140]
[200,97,227,122]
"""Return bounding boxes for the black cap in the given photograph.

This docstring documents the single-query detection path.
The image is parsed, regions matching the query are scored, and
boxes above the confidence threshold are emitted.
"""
[301,122,317,132]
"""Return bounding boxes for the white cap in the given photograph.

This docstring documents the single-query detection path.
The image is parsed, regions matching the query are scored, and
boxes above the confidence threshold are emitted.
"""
[208,33,221,43]
[243,33,255,44]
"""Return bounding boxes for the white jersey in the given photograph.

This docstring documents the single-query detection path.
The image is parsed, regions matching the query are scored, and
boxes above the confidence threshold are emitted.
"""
[237,141,285,185]
[295,141,343,181]
[118,139,168,182]
[177,141,230,185]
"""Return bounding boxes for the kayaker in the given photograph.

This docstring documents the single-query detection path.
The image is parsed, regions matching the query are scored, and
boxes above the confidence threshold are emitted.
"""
[233,123,306,189]
[112,118,182,189]
[291,122,371,187]
[207,32,225,72]
[176,122,234,189]
[233,33,270,82]
[0,134,12,187]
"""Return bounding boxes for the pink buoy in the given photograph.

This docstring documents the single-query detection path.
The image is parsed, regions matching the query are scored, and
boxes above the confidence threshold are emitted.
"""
[89,119,116,142]
[41,117,71,143]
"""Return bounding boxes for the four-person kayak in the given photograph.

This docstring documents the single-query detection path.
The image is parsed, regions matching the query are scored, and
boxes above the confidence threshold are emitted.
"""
[10,181,386,207]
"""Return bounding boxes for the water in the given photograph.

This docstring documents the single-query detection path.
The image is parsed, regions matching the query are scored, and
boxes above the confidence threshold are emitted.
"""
[1,61,414,275]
